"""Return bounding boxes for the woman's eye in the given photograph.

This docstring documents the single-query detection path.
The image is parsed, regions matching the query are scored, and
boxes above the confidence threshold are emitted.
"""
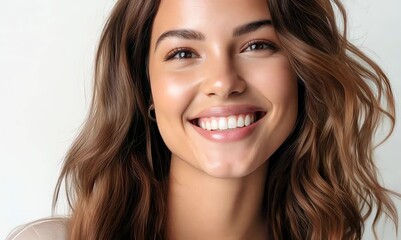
[165,49,197,61]
[242,41,277,52]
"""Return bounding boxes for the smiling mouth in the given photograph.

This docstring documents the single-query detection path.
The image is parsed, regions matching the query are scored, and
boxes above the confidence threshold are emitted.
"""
[190,111,266,131]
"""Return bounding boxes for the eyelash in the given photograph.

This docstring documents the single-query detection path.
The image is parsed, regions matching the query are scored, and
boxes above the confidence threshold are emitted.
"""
[164,47,197,61]
[241,39,278,52]
[164,40,278,61]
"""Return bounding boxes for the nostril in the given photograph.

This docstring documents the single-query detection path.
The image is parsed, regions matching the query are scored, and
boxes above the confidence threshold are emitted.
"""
[201,73,247,98]
[230,89,245,96]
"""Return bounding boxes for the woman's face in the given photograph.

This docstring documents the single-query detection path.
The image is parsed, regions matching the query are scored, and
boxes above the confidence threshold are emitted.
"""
[148,0,298,178]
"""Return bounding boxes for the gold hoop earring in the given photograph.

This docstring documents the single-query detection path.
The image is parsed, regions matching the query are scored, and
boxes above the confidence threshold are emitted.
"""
[148,104,156,121]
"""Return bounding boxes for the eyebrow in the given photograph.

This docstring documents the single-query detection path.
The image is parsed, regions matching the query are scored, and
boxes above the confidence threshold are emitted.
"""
[233,19,272,37]
[155,30,206,50]
[154,19,272,50]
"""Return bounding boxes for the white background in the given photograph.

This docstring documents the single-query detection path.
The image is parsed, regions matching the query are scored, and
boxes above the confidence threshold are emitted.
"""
[0,0,400,239]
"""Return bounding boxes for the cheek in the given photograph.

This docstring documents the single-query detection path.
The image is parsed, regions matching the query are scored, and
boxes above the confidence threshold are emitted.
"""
[150,72,196,118]
[149,71,200,154]
[242,56,298,146]
[244,56,297,108]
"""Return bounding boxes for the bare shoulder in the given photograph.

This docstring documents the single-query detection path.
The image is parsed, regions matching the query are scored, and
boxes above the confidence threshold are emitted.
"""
[6,217,69,240]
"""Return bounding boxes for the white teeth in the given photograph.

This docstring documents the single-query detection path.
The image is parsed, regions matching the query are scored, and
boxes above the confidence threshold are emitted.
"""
[228,116,236,129]
[206,121,211,130]
[237,116,244,127]
[211,119,218,130]
[198,113,258,131]
[218,118,228,130]
[245,115,251,126]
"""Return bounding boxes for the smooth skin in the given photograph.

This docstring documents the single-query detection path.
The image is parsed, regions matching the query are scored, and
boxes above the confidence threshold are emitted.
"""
[148,0,298,239]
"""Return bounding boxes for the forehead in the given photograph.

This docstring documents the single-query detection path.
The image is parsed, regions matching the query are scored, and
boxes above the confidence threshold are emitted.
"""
[151,0,271,37]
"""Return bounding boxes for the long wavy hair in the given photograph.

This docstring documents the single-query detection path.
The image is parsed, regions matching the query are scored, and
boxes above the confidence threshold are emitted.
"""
[53,0,399,239]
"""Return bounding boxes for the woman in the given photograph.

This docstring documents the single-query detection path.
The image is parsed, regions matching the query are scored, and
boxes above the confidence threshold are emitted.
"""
[7,0,399,239]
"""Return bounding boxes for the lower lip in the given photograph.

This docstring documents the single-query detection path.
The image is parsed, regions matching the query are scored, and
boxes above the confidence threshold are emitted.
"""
[191,119,262,143]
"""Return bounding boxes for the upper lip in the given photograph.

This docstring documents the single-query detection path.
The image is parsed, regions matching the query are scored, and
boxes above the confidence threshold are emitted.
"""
[189,104,266,120]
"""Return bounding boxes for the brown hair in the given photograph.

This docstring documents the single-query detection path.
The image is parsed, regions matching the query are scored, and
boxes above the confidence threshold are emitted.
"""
[53,0,399,239]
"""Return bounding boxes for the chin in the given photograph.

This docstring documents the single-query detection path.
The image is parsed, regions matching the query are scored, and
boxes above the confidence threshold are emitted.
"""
[199,155,268,179]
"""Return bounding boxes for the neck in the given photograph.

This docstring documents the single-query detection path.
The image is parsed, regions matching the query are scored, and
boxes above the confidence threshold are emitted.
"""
[167,158,268,240]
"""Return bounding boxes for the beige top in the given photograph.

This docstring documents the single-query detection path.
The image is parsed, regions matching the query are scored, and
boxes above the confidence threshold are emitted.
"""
[6,218,69,240]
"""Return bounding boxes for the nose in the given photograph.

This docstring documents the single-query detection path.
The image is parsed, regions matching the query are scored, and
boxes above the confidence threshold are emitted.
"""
[200,55,246,98]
